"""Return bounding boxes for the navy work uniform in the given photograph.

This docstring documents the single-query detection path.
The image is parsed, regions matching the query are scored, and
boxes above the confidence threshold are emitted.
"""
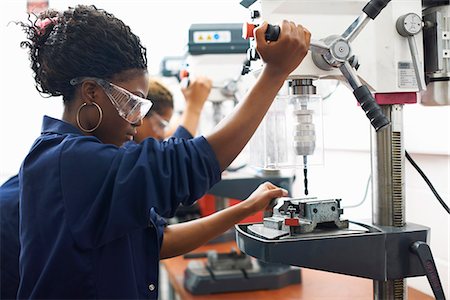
[0,125,193,299]
[18,116,221,299]
[172,125,193,140]
[0,175,20,299]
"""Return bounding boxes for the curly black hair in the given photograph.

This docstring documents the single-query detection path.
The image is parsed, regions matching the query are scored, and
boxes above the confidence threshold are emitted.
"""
[19,5,148,102]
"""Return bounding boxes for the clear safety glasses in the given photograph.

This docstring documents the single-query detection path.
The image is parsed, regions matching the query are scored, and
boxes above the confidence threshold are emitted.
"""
[70,77,153,124]
[148,111,170,131]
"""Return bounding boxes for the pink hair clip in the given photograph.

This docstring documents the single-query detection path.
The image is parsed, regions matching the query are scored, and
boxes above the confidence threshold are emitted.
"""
[35,16,58,36]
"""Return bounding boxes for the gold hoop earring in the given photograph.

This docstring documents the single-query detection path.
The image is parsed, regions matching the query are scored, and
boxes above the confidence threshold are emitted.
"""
[76,102,103,133]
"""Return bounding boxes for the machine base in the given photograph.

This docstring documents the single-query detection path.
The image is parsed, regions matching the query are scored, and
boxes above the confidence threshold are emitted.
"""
[184,260,301,295]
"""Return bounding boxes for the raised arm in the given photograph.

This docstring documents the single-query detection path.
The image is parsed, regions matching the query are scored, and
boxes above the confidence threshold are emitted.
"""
[205,21,311,171]
[160,182,287,259]
[178,76,212,136]
[164,76,212,138]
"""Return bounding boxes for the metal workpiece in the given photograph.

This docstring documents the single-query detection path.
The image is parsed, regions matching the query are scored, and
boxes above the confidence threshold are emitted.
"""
[371,105,405,227]
[255,197,348,236]
[236,221,429,281]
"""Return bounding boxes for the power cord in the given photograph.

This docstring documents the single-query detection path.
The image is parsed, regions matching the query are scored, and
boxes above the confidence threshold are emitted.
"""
[343,174,371,209]
[405,151,450,214]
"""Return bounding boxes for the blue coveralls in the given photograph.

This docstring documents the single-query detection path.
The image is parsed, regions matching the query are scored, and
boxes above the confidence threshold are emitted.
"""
[0,175,20,299]
[0,126,194,299]
[17,116,221,299]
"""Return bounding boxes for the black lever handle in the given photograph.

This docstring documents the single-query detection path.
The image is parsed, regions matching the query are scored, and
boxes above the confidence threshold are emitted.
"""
[265,24,280,41]
[363,0,391,19]
[411,241,446,300]
[261,1,392,41]
[353,86,390,131]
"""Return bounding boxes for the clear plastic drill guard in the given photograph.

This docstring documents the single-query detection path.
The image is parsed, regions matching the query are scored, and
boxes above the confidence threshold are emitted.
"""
[249,93,324,170]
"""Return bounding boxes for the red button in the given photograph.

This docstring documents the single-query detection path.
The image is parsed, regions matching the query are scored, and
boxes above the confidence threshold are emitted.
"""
[242,22,256,39]
[179,69,189,79]
[285,218,300,226]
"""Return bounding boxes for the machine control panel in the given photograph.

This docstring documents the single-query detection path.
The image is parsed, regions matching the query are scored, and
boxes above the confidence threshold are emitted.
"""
[193,31,231,43]
[188,23,249,54]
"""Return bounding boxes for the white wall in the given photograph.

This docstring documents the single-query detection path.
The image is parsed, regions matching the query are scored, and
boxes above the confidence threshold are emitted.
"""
[0,0,448,297]
[0,0,248,183]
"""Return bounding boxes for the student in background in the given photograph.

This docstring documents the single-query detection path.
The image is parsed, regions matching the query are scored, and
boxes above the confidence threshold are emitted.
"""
[135,76,212,142]
[16,4,309,299]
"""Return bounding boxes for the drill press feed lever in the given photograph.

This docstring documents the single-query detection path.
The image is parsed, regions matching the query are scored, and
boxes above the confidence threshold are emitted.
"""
[247,21,390,131]
[243,0,394,131]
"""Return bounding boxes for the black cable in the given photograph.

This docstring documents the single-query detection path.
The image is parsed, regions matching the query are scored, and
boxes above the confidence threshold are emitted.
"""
[405,151,450,214]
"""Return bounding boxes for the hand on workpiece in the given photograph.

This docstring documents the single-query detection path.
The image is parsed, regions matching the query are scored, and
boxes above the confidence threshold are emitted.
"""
[160,182,287,259]
[255,20,311,77]
[243,182,288,213]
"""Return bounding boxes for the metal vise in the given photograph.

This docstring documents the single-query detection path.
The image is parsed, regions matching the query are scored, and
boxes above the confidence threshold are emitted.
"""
[264,197,349,235]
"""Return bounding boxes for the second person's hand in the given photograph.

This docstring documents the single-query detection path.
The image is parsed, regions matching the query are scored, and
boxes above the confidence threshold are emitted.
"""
[173,75,213,137]
[181,76,212,114]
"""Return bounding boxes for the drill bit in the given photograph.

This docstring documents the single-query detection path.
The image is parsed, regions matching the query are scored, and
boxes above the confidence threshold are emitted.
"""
[303,155,308,195]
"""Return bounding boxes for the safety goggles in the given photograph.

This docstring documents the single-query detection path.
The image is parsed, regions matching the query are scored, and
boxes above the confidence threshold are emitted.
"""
[70,77,153,124]
[148,111,170,131]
